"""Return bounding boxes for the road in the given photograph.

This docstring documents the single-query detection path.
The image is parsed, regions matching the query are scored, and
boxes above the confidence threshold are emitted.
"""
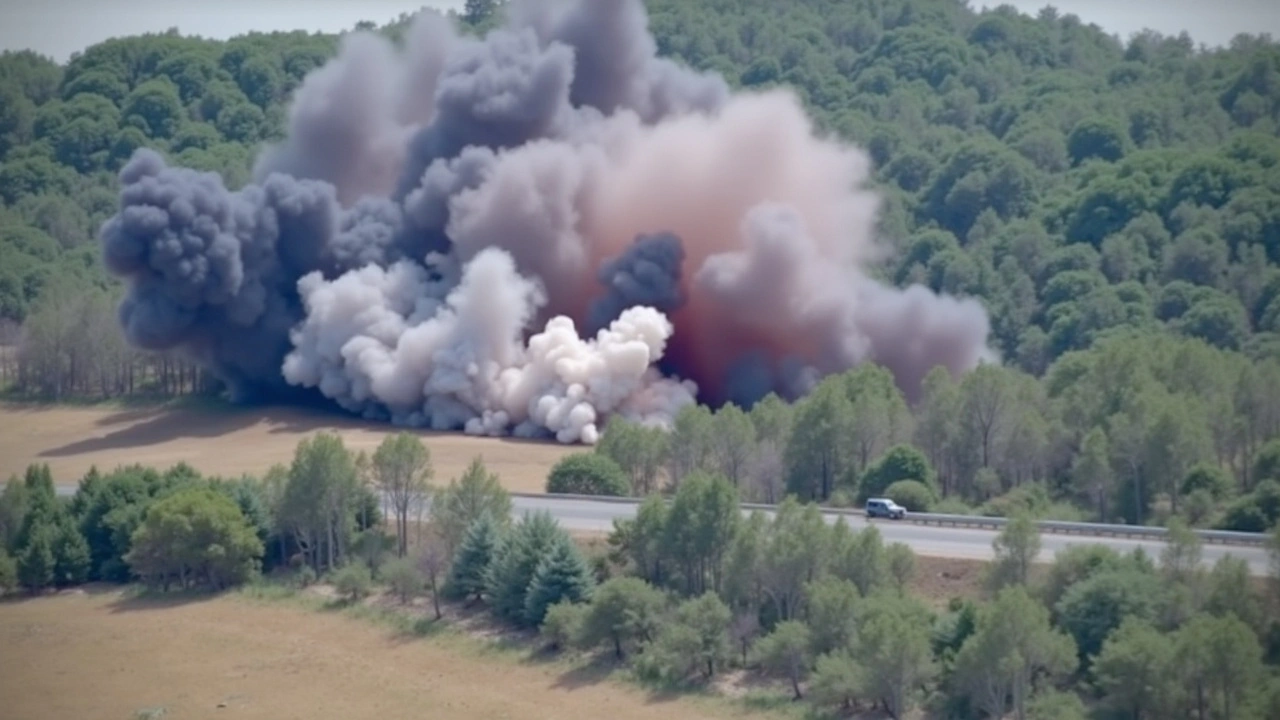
[506,495,1275,576]
[54,485,1274,575]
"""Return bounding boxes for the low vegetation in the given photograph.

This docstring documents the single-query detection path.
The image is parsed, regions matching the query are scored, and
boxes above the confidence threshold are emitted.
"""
[4,429,1280,718]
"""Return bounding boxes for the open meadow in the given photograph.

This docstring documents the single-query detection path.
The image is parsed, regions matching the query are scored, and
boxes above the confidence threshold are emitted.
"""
[0,586,770,720]
[0,401,577,492]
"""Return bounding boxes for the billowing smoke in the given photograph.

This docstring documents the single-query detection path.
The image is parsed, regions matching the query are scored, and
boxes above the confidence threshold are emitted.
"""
[98,0,993,444]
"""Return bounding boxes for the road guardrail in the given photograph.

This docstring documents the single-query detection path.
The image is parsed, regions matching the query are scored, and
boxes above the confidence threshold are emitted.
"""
[513,492,1273,548]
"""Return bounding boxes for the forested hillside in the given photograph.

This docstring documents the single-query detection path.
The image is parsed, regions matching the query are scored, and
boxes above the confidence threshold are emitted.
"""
[3,0,1280,528]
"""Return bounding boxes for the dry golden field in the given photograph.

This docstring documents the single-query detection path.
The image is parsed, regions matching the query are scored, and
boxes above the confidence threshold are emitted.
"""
[0,587,769,720]
[0,401,578,491]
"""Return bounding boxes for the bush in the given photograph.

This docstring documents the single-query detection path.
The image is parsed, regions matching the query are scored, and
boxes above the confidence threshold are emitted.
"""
[294,565,317,588]
[1218,480,1280,532]
[546,453,630,497]
[979,482,1055,518]
[859,445,935,501]
[332,563,372,602]
[884,480,937,511]
[381,557,424,604]
[1181,463,1233,500]
[540,600,588,651]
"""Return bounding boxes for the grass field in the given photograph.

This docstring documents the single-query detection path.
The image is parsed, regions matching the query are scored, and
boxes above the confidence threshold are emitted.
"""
[0,400,578,492]
[0,586,779,720]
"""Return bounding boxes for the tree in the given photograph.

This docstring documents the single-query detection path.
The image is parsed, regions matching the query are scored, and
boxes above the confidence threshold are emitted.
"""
[859,445,935,501]
[1169,613,1266,719]
[580,577,667,659]
[463,0,499,26]
[416,528,449,619]
[595,416,669,495]
[885,542,916,593]
[125,486,263,591]
[372,432,432,557]
[953,586,1077,720]
[808,651,863,711]
[754,620,812,700]
[855,598,936,719]
[524,533,594,627]
[660,470,739,596]
[51,516,89,586]
[1071,427,1113,520]
[430,456,512,559]
[804,577,861,656]
[485,511,565,626]
[546,452,629,497]
[1054,568,1164,661]
[0,548,16,592]
[280,433,359,572]
[445,511,500,602]
[641,592,733,682]
[1092,618,1174,720]
[988,511,1041,589]
[17,524,54,591]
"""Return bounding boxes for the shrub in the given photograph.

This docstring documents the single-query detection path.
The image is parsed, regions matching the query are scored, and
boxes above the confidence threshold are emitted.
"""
[884,480,937,512]
[332,563,372,602]
[381,556,424,604]
[1181,463,1233,500]
[540,600,588,651]
[859,445,935,501]
[546,453,630,497]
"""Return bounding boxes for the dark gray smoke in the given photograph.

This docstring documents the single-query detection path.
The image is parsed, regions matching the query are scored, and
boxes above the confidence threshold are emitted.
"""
[587,232,686,335]
[98,0,994,443]
[100,149,343,400]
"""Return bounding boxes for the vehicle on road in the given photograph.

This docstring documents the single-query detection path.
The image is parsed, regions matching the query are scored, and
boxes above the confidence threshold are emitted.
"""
[865,497,907,520]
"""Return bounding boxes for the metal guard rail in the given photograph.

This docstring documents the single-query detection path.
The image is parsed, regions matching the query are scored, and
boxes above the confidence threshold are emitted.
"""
[513,492,1273,547]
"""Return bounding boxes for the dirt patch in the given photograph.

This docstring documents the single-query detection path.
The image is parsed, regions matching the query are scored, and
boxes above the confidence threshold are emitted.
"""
[909,555,989,607]
[0,585,769,720]
[0,401,577,493]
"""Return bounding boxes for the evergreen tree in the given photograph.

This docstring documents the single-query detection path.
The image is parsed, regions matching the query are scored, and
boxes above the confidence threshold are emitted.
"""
[485,511,564,625]
[52,517,90,586]
[18,524,54,591]
[0,548,17,591]
[524,533,594,626]
[444,511,500,602]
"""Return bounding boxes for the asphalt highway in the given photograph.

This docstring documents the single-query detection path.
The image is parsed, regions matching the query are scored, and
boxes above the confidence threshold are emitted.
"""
[53,485,1273,575]
[506,495,1275,576]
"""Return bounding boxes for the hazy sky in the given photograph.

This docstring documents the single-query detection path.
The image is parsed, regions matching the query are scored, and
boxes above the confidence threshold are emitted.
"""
[2,0,1278,63]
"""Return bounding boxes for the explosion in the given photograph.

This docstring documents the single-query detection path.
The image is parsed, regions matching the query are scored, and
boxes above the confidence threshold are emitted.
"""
[98,0,993,444]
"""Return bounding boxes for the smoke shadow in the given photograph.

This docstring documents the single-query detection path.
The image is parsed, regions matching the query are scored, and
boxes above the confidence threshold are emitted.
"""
[37,404,273,459]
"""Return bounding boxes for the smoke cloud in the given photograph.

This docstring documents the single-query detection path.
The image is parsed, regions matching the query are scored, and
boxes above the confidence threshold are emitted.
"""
[99,0,993,443]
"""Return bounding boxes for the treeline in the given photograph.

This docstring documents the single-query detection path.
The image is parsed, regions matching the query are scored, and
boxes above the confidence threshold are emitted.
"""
[3,430,1279,718]
[0,278,213,399]
[580,331,1280,533]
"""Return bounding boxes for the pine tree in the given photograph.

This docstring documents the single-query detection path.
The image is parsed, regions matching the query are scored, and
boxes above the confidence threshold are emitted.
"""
[445,511,500,602]
[52,518,90,586]
[524,534,594,626]
[18,525,55,591]
[485,511,564,626]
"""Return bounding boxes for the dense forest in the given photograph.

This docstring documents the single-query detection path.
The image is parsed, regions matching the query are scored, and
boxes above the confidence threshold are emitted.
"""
[3,0,1280,527]
[3,436,1279,719]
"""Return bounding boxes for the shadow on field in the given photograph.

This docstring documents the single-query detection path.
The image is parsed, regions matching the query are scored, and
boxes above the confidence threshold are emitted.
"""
[106,587,223,613]
[38,406,266,458]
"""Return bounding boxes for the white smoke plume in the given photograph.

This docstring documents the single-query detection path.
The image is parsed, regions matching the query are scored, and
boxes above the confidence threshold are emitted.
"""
[98,0,993,444]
